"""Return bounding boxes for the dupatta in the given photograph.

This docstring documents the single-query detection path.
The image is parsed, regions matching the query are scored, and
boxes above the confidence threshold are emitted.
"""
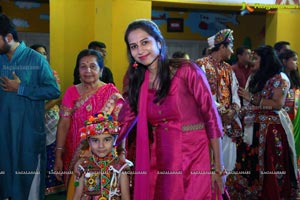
[134,70,150,200]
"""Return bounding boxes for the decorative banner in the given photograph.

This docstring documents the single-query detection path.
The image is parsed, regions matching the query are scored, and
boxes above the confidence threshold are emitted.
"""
[167,18,184,32]
[152,10,238,37]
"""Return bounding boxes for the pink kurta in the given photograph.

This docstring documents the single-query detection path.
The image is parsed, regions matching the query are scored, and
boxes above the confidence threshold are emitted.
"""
[119,61,223,200]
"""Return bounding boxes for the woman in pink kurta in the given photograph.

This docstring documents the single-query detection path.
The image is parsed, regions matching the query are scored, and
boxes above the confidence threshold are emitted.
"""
[118,19,225,200]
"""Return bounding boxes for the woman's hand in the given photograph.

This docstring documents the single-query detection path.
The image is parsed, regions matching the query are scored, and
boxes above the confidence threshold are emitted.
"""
[221,109,235,124]
[238,87,251,101]
[118,151,127,163]
[54,156,63,182]
[211,173,226,194]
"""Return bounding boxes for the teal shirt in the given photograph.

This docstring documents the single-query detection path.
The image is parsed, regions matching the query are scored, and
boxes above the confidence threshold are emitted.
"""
[0,42,60,199]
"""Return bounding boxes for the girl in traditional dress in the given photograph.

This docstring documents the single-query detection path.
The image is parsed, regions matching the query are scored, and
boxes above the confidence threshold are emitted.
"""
[279,49,300,162]
[229,45,298,199]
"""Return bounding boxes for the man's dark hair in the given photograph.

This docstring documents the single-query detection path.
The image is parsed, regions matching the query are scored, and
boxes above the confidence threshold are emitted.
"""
[0,14,19,41]
[88,41,106,49]
[274,41,290,52]
[235,46,249,56]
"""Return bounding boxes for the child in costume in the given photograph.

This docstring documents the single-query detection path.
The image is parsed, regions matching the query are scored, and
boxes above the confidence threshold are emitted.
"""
[72,112,133,200]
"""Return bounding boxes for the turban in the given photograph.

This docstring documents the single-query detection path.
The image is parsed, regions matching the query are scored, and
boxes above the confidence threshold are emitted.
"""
[208,29,234,48]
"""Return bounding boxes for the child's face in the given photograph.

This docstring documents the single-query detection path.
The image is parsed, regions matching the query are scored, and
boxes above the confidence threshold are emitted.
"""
[88,134,114,157]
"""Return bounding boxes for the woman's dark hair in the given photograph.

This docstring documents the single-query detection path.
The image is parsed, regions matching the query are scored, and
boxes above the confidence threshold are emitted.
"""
[278,49,300,89]
[30,44,48,57]
[73,49,104,85]
[30,44,47,52]
[124,19,170,113]
[249,45,283,93]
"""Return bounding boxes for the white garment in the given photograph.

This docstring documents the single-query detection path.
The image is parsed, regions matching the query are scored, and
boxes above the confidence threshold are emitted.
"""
[222,135,236,172]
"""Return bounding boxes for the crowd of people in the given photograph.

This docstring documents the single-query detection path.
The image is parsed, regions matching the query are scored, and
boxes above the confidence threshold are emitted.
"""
[1,13,299,200]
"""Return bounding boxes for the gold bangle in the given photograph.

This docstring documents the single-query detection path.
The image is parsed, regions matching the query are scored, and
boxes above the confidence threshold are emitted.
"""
[215,168,227,176]
[55,147,65,151]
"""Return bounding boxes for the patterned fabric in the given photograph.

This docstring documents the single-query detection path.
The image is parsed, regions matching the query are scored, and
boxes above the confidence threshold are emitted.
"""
[197,56,233,106]
[45,69,64,194]
[284,88,300,163]
[207,29,234,49]
[78,155,131,200]
[60,84,123,174]
[196,56,242,138]
[284,88,299,120]
[227,74,298,199]
[293,104,300,161]
[45,142,65,195]
[45,105,60,145]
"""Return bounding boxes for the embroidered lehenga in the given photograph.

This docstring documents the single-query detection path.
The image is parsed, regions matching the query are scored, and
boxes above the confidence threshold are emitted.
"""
[227,73,298,199]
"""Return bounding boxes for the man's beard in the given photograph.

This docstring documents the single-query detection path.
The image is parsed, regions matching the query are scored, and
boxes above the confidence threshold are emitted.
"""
[0,39,11,55]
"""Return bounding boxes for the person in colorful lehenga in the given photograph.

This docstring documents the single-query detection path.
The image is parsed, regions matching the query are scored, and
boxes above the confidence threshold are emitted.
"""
[228,45,298,199]
[196,29,242,175]
[278,49,300,164]
[72,112,132,200]
[53,49,124,198]
[118,19,225,200]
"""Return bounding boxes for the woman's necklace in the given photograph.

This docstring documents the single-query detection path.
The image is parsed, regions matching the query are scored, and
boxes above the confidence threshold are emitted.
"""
[91,153,115,200]
[80,81,102,93]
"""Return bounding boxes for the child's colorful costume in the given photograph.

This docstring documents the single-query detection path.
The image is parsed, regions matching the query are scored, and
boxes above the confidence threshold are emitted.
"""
[75,113,133,200]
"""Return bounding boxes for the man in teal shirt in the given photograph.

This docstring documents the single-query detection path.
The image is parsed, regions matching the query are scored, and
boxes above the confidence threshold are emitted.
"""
[0,14,60,199]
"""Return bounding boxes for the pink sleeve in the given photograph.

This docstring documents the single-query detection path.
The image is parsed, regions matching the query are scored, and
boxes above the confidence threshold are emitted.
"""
[111,95,125,119]
[116,98,136,144]
[181,62,223,139]
[60,85,79,118]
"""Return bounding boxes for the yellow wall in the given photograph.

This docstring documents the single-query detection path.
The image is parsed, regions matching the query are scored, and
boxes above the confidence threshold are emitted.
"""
[266,9,300,54]
[93,0,152,92]
[50,0,151,93]
[266,9,300,71]
[50,0,95,93]
[111,0,152,92]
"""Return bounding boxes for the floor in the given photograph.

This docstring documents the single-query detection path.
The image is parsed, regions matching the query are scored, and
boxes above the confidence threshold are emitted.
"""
[45,191,66,200]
